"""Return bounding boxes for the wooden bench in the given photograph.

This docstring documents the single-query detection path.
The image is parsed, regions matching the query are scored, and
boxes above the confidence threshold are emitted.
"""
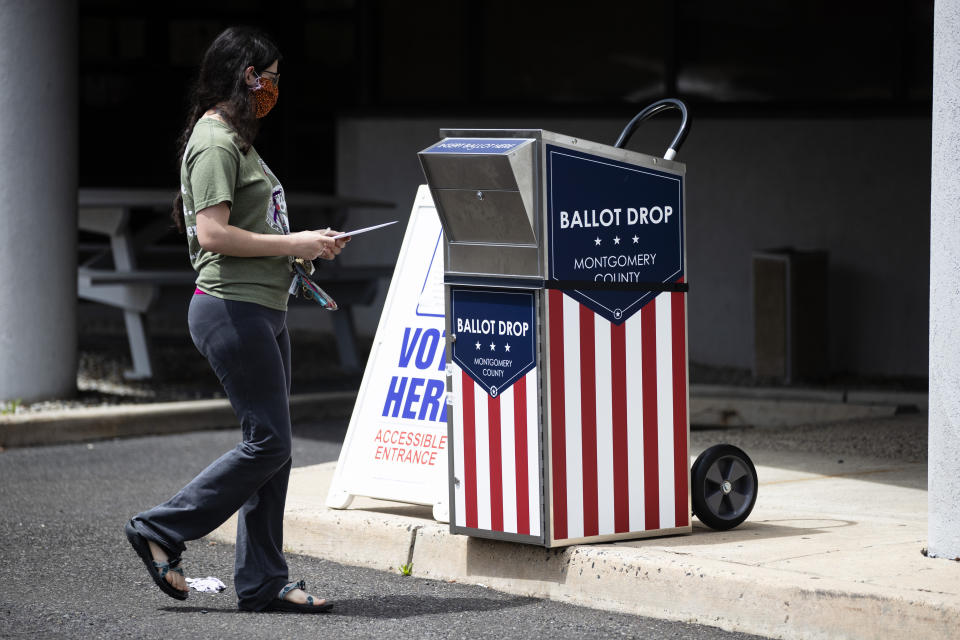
[79,188,395,379]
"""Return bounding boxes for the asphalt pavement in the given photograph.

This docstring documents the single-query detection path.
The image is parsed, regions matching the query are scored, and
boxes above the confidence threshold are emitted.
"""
[0,422,765,640]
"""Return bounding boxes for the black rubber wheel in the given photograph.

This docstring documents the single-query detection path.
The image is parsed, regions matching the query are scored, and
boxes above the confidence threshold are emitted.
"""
[691,444,758,531]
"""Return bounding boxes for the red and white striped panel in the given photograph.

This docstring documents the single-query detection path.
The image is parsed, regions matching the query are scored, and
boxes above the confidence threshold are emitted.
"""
[452,367,541,537]
[547,289,689,542]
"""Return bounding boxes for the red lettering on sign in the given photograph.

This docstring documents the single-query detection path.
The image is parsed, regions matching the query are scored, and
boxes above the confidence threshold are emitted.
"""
[372,428,447,465]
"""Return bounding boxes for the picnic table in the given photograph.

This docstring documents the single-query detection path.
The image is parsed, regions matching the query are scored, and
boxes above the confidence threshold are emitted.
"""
[78,187,395,379]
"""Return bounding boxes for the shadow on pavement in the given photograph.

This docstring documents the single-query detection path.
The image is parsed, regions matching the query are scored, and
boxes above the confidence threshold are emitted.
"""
[329,595,538,618]
[160,606,244,614]
[628,517,858,549]
[162,594,538,618]
[360,504,435,518]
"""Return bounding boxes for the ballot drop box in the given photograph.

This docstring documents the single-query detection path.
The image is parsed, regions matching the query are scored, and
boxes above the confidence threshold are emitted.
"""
[419,129,691,547]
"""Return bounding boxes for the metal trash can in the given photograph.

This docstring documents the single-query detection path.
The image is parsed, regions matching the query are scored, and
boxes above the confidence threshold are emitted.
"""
[419,100,757,547]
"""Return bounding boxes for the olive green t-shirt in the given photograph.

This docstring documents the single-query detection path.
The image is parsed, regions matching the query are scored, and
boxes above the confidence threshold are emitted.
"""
[180,118,292,311]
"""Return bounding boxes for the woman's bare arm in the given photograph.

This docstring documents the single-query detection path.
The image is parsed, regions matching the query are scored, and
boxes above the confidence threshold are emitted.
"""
[195,203,346,260]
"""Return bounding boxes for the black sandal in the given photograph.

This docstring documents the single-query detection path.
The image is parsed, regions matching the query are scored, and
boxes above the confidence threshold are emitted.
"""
[263,580,333,613]
[124,520,189,601]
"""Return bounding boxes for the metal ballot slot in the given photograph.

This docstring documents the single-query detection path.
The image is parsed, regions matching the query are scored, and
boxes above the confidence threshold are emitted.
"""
[418,107,757,548]
[419,134,540,279]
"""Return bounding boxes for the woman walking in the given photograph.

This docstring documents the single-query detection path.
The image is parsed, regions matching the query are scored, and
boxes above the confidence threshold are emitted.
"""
[125,26,346,614]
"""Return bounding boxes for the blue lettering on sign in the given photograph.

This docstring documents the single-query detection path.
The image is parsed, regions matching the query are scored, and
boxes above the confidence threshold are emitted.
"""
[382,326,448,423]
[451,288,536,398]
[424,138,528,154]
[546,144,684,324]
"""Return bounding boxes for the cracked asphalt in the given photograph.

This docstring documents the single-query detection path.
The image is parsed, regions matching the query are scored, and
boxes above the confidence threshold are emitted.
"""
[0,420,769,640]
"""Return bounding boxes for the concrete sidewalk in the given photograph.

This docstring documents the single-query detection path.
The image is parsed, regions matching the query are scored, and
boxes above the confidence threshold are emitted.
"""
[210,445,957,640]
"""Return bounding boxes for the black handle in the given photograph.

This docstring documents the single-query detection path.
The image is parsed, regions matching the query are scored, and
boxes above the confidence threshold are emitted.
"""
[613,98,690,160]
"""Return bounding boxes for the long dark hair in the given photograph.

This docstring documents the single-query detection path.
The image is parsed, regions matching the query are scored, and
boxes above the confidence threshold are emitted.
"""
[172,26,282,231]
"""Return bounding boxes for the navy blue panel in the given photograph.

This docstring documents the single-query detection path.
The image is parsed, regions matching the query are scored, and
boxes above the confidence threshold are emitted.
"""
[546,144,684,324]
[450,288,536,398]
[423,138,528,154]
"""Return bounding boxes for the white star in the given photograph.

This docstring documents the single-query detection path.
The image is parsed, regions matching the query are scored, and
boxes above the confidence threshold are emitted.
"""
[504,343,511,353]
[594,237,601,246]
[613,236,621,245]
[632,235,639,244]
[475,341,481,350]
[489,342,496,351]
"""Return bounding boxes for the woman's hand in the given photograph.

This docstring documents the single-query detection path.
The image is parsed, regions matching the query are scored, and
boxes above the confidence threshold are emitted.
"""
[319,228,350,261]
[289,229,350,261]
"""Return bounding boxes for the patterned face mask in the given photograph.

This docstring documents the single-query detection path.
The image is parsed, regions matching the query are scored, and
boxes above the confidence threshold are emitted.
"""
[250,74,278,118]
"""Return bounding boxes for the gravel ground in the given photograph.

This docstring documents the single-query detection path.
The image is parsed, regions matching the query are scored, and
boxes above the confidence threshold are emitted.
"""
[687,362,927,393]
[691,412,928,464]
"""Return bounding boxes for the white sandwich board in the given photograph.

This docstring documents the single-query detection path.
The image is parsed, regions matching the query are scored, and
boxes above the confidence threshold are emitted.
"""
[326,185,449,521]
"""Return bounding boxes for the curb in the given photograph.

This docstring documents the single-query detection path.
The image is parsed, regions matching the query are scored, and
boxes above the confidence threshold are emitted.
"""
[0,391,356,448]
[409,527,959,640]
[691,383,928,410]
[209,463,959,640]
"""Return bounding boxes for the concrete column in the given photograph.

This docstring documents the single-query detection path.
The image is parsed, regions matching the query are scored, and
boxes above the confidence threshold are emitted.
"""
[929,0,960,560]
[0,1,77,403]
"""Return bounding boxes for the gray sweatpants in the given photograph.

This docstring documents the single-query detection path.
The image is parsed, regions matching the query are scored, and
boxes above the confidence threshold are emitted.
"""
[131,294,293,611]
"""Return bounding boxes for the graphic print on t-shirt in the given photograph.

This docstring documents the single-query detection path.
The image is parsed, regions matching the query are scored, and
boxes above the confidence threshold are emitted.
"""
[259,158,289,234]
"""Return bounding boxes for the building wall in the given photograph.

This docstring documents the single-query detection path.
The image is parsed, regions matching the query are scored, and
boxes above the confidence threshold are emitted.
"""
[333,116,930,378]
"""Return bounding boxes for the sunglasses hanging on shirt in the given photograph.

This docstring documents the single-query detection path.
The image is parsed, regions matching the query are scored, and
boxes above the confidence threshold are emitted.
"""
[289,259,338,310]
